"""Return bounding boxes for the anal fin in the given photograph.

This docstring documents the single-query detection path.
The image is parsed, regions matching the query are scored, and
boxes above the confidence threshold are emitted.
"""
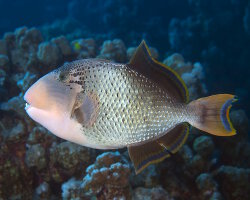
[158,122,190,154]
[128,123,189,174]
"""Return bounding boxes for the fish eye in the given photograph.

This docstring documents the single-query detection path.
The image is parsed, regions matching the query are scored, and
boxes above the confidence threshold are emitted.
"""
[59,71,69,82]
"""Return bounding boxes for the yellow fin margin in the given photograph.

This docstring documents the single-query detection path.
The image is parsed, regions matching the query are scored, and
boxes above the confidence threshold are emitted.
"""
[128,123,190,174]
[141,40,189,103]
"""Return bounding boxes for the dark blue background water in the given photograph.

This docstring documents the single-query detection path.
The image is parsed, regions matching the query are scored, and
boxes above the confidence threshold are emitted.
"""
[0,0,249,112]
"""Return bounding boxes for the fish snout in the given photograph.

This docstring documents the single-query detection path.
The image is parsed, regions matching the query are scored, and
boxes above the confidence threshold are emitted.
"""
[24,76,50,111]
[24,72,77,115]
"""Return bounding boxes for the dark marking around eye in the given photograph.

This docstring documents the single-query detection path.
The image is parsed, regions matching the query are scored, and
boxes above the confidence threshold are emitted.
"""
[59,71,69,82]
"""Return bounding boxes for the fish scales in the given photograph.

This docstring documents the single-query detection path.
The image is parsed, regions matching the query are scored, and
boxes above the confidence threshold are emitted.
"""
[65,59,189,147]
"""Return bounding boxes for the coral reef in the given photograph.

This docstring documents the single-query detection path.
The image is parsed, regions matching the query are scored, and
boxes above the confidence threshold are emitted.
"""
[49,141,94,182]
[25,143,47,170]
[51,36,73,58]
[196,173,222,200]
[71,38,96,59]
[81,151,131,199]
[61,178,82,200]
[132,187,172,200]
[34,182,51,200]
[0,121,33,199]
[37,41,62,67]
[7,27,43,73]
[98,39,127,62]
[61,151,131,199]
[193,136,214,158]
[213,166,250,200]
[163,53,207,100]
[0,25,249,199]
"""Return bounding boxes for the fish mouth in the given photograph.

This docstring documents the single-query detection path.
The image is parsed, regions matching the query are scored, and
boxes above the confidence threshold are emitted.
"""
[25,102,31,110]
[24,92,32,111]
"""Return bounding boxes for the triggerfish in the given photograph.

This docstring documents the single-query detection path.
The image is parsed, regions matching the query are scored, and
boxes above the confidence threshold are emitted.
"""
[24,41,237,173]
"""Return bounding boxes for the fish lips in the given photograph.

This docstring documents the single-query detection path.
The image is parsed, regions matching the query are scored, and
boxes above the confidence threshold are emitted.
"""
[24,88,33,111]
[25,102,31,110]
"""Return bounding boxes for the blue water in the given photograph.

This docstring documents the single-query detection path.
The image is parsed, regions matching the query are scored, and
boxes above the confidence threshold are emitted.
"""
[0,0,249,199]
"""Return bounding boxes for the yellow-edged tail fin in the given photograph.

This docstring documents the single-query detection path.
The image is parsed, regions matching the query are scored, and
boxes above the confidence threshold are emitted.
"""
[188,94,237,136]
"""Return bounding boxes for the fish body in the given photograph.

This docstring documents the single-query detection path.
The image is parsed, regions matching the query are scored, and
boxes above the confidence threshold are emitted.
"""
[64,59,191,148]
[24,41,237,173]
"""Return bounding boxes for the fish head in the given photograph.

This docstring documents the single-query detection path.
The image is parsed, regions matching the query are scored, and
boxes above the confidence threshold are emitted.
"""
[24,64,88,145]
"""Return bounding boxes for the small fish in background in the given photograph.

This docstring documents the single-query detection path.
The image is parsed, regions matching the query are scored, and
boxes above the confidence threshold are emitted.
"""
[24,41,237,174]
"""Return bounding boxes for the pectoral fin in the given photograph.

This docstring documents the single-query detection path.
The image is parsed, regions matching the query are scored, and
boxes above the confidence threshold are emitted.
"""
[72,92,99,127]
[128,123,189,174]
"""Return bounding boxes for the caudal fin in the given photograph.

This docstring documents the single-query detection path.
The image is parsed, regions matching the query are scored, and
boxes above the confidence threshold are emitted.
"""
[188,94,237,136]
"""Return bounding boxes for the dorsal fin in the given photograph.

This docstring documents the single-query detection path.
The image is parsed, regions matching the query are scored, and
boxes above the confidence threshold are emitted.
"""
[128,123,189,174]
[129,40,189,103]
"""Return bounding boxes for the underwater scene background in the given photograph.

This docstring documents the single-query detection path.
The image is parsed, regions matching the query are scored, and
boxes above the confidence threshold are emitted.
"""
[0,0,249,199]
